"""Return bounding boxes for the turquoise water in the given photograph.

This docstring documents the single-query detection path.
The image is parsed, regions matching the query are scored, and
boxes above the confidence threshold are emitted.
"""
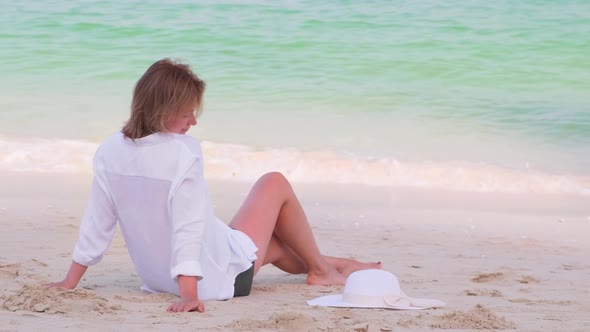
[1,1,589,185]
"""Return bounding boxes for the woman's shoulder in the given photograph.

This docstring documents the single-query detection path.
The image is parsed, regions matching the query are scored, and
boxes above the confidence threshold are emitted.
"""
[94,131,123,153]
[172,134,203,156]
[95,131,203,159]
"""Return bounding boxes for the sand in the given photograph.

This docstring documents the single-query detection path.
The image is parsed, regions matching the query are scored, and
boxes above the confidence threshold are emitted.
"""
[1,171,589,331]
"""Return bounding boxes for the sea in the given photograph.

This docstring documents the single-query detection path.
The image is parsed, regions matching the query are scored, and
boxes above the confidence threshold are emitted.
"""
[1,0,589,195]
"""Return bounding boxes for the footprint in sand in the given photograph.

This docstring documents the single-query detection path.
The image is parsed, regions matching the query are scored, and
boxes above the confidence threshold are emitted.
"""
[0,263,20,279]
[464,288,503,297]
[429,304,516,330]
[30,259,48,267]
[516,275,539,284]
[1,259,50,284]
[471,272,504,283]
[508,298,573,305]
[224,311,315,331]
[397,305,516,330]
[1,284,122,314]
[113,293,175,303]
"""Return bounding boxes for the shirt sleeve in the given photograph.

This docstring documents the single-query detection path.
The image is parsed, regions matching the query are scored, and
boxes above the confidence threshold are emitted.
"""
[168,156,213,281]
[73,176,117,266]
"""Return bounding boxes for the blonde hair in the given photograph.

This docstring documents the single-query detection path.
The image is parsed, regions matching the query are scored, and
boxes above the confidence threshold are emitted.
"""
[122,58,206,139]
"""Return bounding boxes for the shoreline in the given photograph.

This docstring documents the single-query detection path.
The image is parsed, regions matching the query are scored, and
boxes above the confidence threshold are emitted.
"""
[1,171,589,331]
[1,137,589,195]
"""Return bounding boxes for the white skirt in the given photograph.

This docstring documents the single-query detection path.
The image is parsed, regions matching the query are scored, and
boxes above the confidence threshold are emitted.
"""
[227,228,258,277]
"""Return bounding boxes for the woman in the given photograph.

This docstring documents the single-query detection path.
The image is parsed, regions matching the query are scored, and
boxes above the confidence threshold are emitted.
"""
[47,58,380,313]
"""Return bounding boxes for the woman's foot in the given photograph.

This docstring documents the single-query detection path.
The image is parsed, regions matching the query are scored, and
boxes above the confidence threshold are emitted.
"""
[324,256,382,277]
[306,265,346,286]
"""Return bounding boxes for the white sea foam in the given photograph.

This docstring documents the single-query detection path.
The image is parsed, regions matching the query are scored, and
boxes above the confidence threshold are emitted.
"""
[1,137,588,195]
[0,137,97,173]
[200,142,590,195]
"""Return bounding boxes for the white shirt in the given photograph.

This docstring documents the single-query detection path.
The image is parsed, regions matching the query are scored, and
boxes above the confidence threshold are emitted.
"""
[72,131,257,300]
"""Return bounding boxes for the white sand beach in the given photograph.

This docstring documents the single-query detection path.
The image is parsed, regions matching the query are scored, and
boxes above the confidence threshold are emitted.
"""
[1,171,589,331]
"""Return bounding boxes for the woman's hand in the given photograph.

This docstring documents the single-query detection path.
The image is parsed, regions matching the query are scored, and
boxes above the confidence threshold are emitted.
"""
[167,298,205,313]
[44,279,76,289]
[169,275,204,312]
[44,261,87,290]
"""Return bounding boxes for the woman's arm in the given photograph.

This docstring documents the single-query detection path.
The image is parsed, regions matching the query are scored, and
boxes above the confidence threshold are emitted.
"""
[46,175,116,290]
[167,154,212,313]
[45,261,88,289]
[167,275,205,312]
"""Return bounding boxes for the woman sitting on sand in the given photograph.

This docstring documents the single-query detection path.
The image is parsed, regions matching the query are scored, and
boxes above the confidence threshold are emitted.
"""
[47,58,380,313]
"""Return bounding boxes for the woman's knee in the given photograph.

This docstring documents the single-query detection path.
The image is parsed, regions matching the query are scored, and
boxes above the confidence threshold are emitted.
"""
[259,171,290,189]
[251,172,294,204]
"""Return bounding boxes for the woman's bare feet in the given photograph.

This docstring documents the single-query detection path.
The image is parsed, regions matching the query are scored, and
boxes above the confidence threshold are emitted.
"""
[306,265,347,286]
[324,256,382,277]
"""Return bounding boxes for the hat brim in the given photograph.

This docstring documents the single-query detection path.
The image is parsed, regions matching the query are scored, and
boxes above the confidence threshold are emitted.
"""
[307,294,445,310]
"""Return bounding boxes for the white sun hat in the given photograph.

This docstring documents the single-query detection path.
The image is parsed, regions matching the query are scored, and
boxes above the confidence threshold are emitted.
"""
[307,269,445,310]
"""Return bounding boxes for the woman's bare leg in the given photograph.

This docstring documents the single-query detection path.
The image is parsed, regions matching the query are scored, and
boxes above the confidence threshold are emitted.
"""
[229,172,345,285]
[264,234,307,274]
[323,256,381,277]
[264,238,381,277]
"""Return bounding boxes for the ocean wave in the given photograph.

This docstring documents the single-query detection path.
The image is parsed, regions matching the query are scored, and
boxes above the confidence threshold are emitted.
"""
[1,137,588,195]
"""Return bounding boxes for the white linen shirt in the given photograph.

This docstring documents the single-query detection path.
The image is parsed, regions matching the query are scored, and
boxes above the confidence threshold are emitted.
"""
[72,131,257,300]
